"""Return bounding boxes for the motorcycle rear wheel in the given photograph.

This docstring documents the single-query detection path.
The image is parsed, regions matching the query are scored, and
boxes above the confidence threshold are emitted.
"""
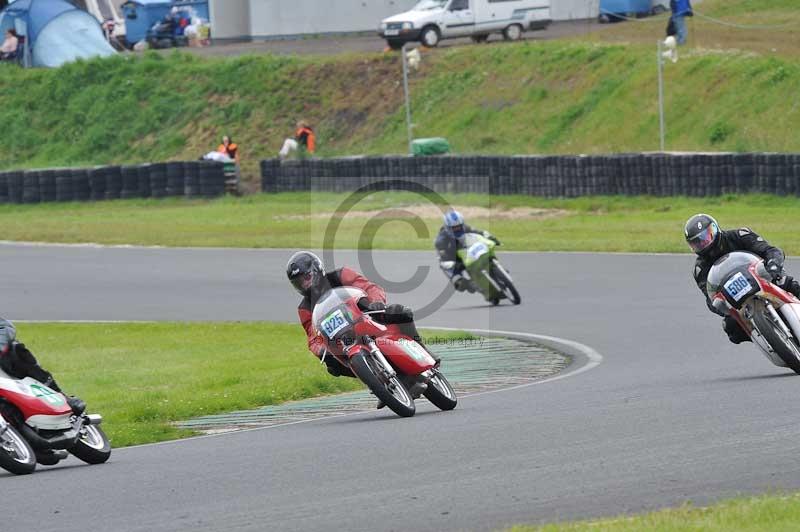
[752,299,800,374]
[423,370,458,411]
[0,424,36,475]
[351,354,416,418]
[69,424,111,465]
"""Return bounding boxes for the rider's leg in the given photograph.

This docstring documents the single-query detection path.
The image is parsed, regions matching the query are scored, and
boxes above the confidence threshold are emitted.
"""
[723,316,751,344]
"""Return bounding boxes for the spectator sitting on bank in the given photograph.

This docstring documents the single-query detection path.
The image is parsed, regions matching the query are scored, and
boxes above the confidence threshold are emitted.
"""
[217,135,239,163]
[0,29,19,61]
[279,121,316,160]
[670,0,693,45]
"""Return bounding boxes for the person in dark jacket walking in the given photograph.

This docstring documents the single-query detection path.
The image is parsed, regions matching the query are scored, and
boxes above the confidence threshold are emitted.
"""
[685,213,800,344]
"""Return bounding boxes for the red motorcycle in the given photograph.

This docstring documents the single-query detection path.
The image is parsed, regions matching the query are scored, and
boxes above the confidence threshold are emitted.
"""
[0,368,111,475]
[708,251,800,374]
[312,287,457,417]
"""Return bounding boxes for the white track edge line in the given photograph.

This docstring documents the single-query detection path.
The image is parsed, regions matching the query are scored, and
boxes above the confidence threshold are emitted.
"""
[116,325,604,451]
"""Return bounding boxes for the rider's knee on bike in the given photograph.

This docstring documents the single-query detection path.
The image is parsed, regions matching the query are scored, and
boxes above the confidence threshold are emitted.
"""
[723,316,751,344]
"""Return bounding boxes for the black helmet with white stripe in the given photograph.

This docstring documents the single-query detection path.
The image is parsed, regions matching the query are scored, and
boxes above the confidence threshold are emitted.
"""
[684,214,721,256]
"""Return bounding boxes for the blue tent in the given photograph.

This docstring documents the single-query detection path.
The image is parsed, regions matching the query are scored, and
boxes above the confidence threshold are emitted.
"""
[0,0,115,67]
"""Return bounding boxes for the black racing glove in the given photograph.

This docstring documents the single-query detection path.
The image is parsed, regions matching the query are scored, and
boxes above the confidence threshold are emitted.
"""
[358,298,386,313]
[765,258,784,279]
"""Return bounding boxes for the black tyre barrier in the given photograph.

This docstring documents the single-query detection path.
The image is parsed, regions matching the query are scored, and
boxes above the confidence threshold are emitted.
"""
[0,172,9,204]
[72,169,91,202]
[166,161,185,196]
[137,164,152,199]
[120,166,140,199]
[260,153,800,197]
[149,162,168,199]
[105,166,123,200]
[183,161,201,198]
[7,171,23,203]
[38,169,57,203]
[22,170,40,204]
[55,168,74,203]
[199,161,225,198]
[88,167,107,201]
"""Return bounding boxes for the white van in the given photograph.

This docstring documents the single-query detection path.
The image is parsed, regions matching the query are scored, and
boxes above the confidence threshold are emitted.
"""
[379,0,551,49]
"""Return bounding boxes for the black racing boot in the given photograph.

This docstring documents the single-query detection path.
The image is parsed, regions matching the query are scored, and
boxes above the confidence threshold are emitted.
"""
[43,376,86,415]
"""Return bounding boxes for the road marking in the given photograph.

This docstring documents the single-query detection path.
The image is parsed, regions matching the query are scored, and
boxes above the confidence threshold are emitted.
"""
[117,326,604,451]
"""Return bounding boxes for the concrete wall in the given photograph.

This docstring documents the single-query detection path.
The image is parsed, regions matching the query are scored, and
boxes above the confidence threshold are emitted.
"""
[210,0,601,41]
[209,0,251,39]
[247,0,416,38]
[550,0,600,21]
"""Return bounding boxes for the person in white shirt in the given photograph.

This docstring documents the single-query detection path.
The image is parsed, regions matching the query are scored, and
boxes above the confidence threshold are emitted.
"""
[0,29,19,60]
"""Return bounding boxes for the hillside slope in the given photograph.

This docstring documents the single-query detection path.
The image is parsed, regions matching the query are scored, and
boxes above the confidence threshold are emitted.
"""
[0,0,797,183]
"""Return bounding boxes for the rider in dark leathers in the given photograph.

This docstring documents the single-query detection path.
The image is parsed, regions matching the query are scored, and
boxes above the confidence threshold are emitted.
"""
[0,318,85,414]
[686,213,800,344]
[435,209,499,292]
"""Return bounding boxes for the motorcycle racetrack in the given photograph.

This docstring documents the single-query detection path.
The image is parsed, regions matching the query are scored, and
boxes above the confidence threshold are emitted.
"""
[4,244,800,531]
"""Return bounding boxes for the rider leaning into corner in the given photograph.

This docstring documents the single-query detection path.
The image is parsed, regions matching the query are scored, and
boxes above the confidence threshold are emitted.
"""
[435,209,500,292]
[287,251,435,393]
[0,318,86,414]
[685,213,800,344]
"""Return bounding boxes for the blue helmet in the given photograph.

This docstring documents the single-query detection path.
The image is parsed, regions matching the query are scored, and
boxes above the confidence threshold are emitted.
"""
[444,209,465,238]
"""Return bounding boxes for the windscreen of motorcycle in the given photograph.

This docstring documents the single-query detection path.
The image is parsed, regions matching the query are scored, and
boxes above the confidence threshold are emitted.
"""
[312,287,367,340]
[707,252,769,304]
[461,233,493,265]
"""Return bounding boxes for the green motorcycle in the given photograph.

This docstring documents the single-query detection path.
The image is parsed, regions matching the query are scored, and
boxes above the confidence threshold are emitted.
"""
[448,233,521,306]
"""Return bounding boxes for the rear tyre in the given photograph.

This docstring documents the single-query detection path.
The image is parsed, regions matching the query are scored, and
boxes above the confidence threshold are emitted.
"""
[491,262,521,305]
[351,354,416,417]
[0,424,36,475]
[69,424,111,465]
[423,371,458,411]
[752,299,800,374]
[503,24,523,41]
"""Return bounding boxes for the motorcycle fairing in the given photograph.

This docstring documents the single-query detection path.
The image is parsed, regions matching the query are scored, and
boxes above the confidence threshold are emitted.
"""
[0,369,73,429]
[374,334,436,375]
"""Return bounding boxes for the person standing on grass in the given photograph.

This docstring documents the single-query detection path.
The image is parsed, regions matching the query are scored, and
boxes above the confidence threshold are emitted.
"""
[279,121,316,160]
[670,0,693,45]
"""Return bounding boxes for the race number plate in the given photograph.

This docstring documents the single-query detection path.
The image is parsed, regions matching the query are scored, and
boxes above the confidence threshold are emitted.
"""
[320,309,348,339]
[724,272,754,302]
[467,242,489,261]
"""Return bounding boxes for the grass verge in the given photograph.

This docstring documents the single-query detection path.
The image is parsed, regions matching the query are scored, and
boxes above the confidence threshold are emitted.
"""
[17,322,471,447]
[509,492,800,531]
[1,193,800,254]
[0,0,798,181]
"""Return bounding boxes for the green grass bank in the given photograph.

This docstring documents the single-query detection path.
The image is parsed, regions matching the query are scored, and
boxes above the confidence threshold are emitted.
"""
[1,193,799,254]
[19,322,470,447]
[509,492,800,531]
[0,0,798,182]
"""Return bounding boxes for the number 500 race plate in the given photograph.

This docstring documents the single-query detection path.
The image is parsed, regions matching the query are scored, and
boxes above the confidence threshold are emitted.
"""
[724,272,754,302]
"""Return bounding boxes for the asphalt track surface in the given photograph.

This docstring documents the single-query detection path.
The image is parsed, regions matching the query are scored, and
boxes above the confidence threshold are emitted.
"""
[4,244,800,532]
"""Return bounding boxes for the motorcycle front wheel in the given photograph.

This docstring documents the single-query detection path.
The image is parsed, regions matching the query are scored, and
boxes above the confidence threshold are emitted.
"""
[423,370,458,411]
[351,353,416,417]
[69,424,112,465]
[752,299,800,374]
[0,424,36,475]
[491,261,521,305]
